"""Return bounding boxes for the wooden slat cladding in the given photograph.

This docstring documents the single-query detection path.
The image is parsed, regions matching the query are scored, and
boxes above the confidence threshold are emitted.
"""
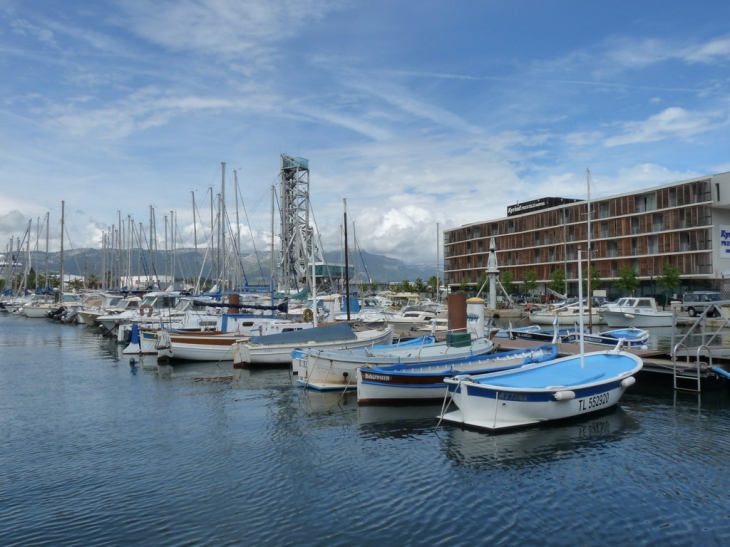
[443,178,715,286]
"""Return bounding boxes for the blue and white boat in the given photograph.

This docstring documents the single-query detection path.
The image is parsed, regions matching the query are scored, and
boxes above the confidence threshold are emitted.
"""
[356,344,558,405]
[565,327,650,349]
[295,335,495,390]
[439,347,642,431]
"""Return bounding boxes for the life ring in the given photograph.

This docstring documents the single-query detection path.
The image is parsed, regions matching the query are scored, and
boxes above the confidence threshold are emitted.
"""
[549,305,555,311]
[302,308,314,323]
[140,304,154,317]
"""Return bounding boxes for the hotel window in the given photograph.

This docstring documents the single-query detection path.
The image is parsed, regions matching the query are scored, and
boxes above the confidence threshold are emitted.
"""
[601,221,608,238]
[600,202,609,219]
[669,188,677,207]
[648,236,658,254]
[632,217,639,235]
[653,213,664,232]
[607,241,617,257]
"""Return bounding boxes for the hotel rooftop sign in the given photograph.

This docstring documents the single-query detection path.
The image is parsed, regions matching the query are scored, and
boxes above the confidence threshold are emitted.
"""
[507,197,582,217]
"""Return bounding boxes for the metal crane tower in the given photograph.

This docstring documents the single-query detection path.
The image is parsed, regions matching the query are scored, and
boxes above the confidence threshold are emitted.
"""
[278,154,322,293]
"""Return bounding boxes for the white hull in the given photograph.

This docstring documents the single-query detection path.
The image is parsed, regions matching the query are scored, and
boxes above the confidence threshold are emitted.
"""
[234,326,394,368]
[158,339,242,361]
[601,311,673,328]
[531,311,604,326]
[22,305,54,318]
[442,383,629,430]
[356,345,557,404]
[357,376,449,401]
[295,337,495,390]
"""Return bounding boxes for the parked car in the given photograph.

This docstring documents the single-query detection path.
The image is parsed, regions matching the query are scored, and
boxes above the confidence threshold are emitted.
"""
[682,291,722,317]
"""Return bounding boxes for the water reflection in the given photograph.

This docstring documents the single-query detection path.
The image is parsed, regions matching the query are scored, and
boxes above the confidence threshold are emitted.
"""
[440,407,639,469]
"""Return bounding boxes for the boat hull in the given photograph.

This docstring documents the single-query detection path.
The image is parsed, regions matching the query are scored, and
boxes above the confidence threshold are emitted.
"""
[531,312,604,326]
[295,337,494,389]
[234,326,395,368]
[602,311,673,328]
[356,345,558,404]
[440,351,642,430]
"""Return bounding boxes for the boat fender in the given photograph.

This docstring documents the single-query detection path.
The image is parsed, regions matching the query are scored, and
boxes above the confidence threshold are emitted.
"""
[621,376,636,388]
[140,304,154,317]
[711,366,730,380]
[553,390,576,401]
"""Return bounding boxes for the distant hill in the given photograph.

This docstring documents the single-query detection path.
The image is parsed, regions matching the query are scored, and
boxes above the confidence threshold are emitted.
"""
[12,248,440,286]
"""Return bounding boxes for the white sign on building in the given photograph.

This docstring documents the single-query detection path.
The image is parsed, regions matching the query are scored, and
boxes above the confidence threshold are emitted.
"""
[721,226,730,258]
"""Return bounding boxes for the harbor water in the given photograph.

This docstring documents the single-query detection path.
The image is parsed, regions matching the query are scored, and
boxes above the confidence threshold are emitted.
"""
[2,314,730,546]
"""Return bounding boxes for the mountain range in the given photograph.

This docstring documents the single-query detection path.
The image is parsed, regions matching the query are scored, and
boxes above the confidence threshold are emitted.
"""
[5,248,441,286]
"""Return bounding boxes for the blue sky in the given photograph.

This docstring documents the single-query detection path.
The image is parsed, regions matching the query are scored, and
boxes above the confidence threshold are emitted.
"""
[2,0,730,265]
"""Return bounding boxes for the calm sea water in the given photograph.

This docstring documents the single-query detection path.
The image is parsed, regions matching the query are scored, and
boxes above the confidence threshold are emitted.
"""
[2,314,730,546]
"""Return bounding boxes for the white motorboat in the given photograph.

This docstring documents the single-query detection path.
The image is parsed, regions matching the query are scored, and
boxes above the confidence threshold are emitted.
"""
[600,297,674,328]
[530,299,605,326]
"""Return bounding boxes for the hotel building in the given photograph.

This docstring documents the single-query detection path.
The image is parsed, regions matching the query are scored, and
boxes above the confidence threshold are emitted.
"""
[443,171,730,299]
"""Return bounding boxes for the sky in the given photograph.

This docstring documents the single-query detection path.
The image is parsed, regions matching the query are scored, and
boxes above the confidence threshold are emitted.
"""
[2,0,730,266]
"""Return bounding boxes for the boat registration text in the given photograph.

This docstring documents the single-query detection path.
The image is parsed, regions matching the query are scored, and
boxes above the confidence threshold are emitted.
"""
[578,392,609,412]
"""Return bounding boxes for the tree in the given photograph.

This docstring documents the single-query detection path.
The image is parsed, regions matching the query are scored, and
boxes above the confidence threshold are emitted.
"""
[615,265,639,295]
[459,277,470,293]
[550,268,565,294]
[401,279,413,293]
[67,279,85,292]
[413,277,427,294]
[582,266,602,294]
[523,270,538,296]
[657,263,681,305]
[428,275,438,298]
[500,270,514,295]
[87,274,100,290]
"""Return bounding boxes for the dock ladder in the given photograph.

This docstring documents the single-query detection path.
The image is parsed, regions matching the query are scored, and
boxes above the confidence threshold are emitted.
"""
[670,302,730,393]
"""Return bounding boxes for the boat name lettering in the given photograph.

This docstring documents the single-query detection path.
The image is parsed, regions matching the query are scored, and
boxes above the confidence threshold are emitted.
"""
[578,392,609,411]
[499,392,528,402]
[363,373,391,382]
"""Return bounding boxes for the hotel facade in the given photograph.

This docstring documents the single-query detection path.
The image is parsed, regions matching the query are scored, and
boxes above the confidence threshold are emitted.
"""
[443,171,730,299]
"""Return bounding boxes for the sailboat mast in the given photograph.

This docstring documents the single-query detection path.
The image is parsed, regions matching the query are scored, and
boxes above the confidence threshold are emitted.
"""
[234,169,241,290]
[221,162,226,291]
[344,198,350,321]
[59,200,65,299]
[436,222,440,302]
[270,185,275,293]
[44,212,49,292]
[586,168,593,333]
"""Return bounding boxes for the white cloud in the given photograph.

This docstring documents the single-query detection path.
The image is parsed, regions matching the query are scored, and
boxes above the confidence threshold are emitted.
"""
[605,107,726,146]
